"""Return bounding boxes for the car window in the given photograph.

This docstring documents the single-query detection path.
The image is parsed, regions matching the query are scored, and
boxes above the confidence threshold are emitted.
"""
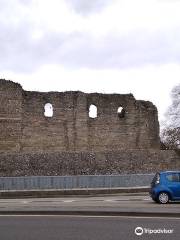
[152,173,160,184]
[166,173,180,182]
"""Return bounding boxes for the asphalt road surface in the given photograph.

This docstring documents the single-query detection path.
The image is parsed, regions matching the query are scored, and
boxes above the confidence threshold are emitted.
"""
[0,215,179,240]
[0,194,180,216]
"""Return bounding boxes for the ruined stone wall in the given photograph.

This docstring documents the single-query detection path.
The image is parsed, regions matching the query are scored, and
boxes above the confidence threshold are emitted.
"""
[0,150,179,176]
[0,79,160,152]
[21,90,160,152]
[0,79,179,177]
[0,80,22,152]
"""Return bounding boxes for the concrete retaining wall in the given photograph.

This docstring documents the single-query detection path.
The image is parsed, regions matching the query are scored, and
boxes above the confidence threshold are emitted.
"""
[0,174,154,191]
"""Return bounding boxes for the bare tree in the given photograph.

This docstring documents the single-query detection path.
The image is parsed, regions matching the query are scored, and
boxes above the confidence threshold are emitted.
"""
[161,127,180,149]
[161,84,180,149]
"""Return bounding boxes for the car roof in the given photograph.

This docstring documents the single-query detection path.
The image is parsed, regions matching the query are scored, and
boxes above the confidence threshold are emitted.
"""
[159,171,180,174]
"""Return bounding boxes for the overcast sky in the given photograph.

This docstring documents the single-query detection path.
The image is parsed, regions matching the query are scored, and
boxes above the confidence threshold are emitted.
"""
[0,0,180,123]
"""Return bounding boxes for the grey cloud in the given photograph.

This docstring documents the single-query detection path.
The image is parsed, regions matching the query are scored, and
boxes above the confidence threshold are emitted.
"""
[66,0,114,15]
[56,30,180,69]
[0,16,180,73]
[0,0,25,13]
[18,0,32,5]
[0,21,67,72]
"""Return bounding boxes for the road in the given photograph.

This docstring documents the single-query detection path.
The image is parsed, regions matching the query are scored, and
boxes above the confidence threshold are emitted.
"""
[0,215,179,240]
[0,193,180,216]
[0,194,180,239]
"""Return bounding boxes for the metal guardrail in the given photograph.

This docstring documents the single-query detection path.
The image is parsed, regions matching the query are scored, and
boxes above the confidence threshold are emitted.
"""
[0,174,154,191]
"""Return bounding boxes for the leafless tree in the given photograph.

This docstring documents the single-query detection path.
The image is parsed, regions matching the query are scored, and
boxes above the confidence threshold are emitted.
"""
[161,84,180,150]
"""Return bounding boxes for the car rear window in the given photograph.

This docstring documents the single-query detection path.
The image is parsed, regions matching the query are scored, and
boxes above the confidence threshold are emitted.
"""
[166,173,180,182]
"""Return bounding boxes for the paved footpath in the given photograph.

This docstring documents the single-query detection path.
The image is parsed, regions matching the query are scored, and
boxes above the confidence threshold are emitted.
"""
[0,193,180,217]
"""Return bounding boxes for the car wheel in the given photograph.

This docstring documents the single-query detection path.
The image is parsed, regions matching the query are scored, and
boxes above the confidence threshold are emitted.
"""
[158,192,169,204]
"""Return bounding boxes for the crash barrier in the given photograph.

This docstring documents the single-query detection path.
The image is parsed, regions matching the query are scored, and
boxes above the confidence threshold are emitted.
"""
[0,174,154,191]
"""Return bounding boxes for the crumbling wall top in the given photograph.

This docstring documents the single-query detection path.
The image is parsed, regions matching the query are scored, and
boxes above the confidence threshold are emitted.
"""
[0,79,22,89]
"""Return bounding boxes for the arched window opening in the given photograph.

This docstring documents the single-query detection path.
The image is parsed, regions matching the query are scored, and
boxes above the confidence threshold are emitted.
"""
[89,104,97,118]
[44,103,53,117]
[117,106,125,118]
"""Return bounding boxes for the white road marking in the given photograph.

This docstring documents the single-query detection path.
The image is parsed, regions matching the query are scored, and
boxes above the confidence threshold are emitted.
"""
[62,200,75,203]
[104,198,141,202]
[104,199,117,202]
[143,198,151,201]
[21,201,29,204]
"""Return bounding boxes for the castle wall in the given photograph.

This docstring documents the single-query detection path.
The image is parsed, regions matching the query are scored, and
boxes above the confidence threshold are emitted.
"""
[0,79,179,177]
[21,91,160,152]
[0,150,179,176]
[0,80,22,152]
[0,79,160,152]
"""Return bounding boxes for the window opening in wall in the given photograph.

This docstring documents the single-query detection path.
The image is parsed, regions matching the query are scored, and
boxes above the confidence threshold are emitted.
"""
[117,106,125,118]
[44,103,53,117]
[89,104,97,118]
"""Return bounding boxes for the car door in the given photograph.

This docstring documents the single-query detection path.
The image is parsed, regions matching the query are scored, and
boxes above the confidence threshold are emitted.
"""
[166,173,180,199]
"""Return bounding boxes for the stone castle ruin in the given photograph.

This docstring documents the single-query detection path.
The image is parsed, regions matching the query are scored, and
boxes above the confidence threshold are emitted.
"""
[0,79,179,176]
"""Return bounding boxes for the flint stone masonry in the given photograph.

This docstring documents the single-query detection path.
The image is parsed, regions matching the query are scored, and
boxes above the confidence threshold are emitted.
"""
[0,80,22,152]
[0,79,179,176]
[0,79,160,152]
[0,150,180,177]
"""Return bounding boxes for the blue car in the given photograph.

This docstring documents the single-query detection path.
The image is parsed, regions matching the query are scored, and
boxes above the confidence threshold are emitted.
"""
[150,171,180,204]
